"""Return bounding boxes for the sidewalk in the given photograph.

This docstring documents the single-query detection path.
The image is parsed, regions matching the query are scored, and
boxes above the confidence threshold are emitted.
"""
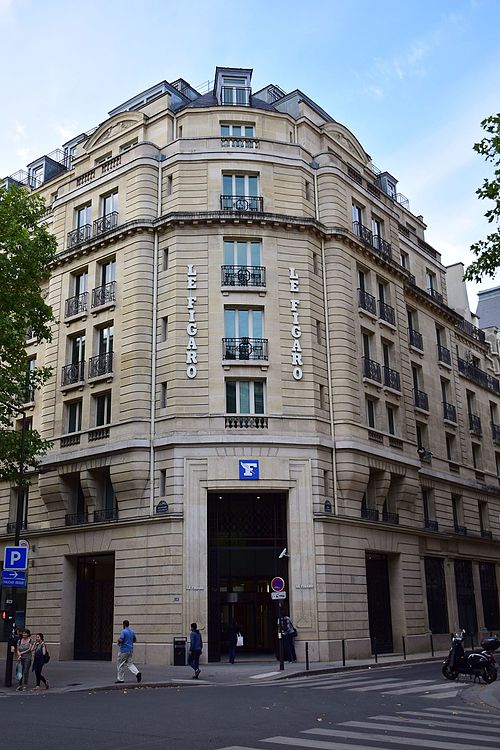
[1,649,500,709]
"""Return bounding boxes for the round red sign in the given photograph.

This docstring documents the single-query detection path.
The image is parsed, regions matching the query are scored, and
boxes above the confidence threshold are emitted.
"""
[271,576,286,592]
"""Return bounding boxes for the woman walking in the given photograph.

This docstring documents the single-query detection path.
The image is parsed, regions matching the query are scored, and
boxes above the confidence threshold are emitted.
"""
[32,633,49,690]
[15,628,33,691]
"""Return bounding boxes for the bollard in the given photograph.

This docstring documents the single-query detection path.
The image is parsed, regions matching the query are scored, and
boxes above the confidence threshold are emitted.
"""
[402,635,406,660]
[373,638,378,664]
[342,638,346,667]
[305,641,309,671]
[430,632,434,657]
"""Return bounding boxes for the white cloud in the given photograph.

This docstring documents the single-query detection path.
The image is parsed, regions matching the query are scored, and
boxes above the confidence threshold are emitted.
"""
[0,0,13,16]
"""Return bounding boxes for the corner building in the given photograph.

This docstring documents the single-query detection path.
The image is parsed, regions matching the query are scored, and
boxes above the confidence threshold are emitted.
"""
[2,66,500,663]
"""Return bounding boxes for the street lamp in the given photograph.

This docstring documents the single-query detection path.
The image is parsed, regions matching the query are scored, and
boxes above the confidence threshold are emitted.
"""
[3,405,27,688]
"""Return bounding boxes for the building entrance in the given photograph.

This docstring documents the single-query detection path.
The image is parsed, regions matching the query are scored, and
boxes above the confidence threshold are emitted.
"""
[207,491,287,662]
[74,553,115,660]
[365,552,393,654]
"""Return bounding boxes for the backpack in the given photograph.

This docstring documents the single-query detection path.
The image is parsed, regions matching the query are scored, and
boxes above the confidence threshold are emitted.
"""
[43,648,50,664]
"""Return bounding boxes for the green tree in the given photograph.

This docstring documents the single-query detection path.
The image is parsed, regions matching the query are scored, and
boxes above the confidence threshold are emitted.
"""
[464,113,500,283]
[0,185,56,481]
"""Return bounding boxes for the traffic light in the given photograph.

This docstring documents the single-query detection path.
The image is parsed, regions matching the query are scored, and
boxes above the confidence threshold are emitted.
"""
[1,610,6,621]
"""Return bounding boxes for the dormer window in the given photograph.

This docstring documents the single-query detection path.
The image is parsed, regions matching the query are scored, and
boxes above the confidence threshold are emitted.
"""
[214,68,252,106]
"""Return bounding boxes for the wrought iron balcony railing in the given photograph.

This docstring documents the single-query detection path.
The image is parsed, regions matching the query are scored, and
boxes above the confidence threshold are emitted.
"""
[225,415,268,428]
[378,300,395,325]
[65,291,88,318]
[361,507,379,521]
[492,422,500,444]
[358,288,376,315]
[352,221,373,245]
[454,524,467,536]
[220,136,259,149]
[383,365,401,391]
[373,235,392,259]
[221,265,266,287]
[220,86,251,105]
[382,510,399,524]
[427,287,444,304]
[61,360,85,387]
[424,519,439,532]
[481,529,493,540]
[94,507,118,523]
[457,356,500,394]
[352,222,392,259]
[223,337,268,361]
[67,224,91,249]
[443,401,457,422]
[456,318,486,344]
[65,512,89,526]
[362,356,381,383]
[6,521,27,534]
[93,211,118,236]
[468,413,482,435]
[437,344,451,365]
[408,328,423,350]
[91,281,116,309]
[220,195,264,212]
[88,426,110,441]
[89,352,113,379]
[414,388,429,411]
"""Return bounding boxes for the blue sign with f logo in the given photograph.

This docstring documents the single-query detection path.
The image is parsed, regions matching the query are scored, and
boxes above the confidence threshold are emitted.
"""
[239,460,259,480]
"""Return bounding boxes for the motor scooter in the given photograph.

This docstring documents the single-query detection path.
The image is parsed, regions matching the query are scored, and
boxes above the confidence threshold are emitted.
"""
[442,630,499,683]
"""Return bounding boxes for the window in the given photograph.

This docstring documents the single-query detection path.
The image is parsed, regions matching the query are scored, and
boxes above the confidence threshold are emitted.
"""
[224,239,262,267]
[31,164,44,187]
[479,562,500,631]
[416,421,428,450]
[445,433,455,461]
[400,251,409,270]
[162,316,169,342]
[319,384,326,409]
[72,269,88,296]
[316,320,322,344]
[221,77,249,105]
[225,380,265,414]
[97,258,116,286]
[75,204,91,229]
[220,123,255,144]
[424,558,449,634]
[362,330,373,359]
[352,203,363,225]
[178,126,183,138]
[224,308,263,339]
[69,333,85,365]
[167,175,173,196]
[422,489,432,524]
[160,469,167,497]
[66,400,82,433]
[426,269,438,294]
[478,501,488,533]
[472,442,481,469]
[101,190,118,217]
[120,137,138,152]
[371,216,383,239]
[95,151,112,165]
[94,391,111,426]
[366,397,376,428]
[312,252,319,275]
[98,325,114,355]
[161,382,168,409]
[163,248,169,271]
[387,405,397,435]
[222,173,259,201]
[490,402,498,425]
[358,269,367,292]
[305,180,312,202]
[452,495,463,528]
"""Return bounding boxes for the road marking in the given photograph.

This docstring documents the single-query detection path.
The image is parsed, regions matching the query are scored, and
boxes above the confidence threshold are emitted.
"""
[344,719,500,742]
[264,737,376,749]
[384,682,463,695]
[401,709,500,725]
[304,727,492,749]
[350,678,434,692]
[250,672,281,679]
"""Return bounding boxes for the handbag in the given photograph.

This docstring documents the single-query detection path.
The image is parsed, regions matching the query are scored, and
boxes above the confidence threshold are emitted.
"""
[236,633,244,647]
[15,662,23,681]
[292,627,298,638]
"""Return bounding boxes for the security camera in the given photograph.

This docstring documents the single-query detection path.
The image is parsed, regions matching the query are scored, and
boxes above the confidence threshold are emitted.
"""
[279,548,289,559]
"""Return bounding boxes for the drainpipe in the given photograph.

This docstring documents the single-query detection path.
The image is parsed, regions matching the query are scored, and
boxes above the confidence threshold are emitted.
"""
[150,153,163,516]
[312,165,338,515]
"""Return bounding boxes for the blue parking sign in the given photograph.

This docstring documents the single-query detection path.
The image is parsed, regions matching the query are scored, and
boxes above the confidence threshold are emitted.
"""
[3,546,28,570]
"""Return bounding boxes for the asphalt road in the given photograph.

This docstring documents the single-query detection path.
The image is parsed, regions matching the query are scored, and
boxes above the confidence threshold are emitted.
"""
[1,662,498,750]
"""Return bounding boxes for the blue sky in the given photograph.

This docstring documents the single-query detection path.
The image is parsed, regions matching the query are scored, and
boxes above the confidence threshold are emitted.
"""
[1,0,498,308]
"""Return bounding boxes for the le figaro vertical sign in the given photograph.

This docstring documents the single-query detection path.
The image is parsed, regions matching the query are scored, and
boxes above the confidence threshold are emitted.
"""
[186,265,198,379]
[289,267,303,380]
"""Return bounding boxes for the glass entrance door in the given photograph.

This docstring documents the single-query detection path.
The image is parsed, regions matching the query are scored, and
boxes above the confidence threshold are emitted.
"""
[74,553,115,660]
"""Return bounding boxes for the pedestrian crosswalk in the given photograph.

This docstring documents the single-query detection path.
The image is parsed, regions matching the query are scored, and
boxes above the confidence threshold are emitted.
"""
[266,671,468,700]
[216,705,500,750]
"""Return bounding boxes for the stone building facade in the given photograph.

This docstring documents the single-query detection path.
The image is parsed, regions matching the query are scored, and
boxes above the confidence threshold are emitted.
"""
[1,66,500,663]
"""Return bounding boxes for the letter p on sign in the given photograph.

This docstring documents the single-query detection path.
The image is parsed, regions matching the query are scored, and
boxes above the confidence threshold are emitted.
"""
[3,546,28,570]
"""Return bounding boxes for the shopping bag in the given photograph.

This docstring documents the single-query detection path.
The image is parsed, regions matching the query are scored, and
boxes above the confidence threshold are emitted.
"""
[236,633,244,647]
[15,662,22,681]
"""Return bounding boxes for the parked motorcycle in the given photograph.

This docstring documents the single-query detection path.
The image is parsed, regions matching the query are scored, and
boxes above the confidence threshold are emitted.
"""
[442,630,499,683]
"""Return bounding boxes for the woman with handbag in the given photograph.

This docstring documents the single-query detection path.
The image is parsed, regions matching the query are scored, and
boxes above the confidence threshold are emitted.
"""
[282,615,297,662]
[15,628,34,691]
[227,620,241,664]
[31,633,49,690]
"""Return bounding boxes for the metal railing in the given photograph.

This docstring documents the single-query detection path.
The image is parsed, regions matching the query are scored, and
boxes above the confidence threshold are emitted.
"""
[424,519,439,532]
[382,510,399,524]
[383,365,401,391]
[93,211,118,236]
[469,413,482,435]
[65,512,89,526]
[378,300,395,325]
[352,221,373,245]
[65,292,88,318]
[220,195,264,212]
[362,356,381,383]
[225,415,268,428]
[492,422,500,444]
[414,389,429,411]
[457,357,500,394]
[361,507,379,521]
[481,529,493,540]
[358,288,376,315]
[454,524,467,536]
[373,235,392,259]
[408,328,423,350]
[222,337,268,361]
[352,222,392,259]
[88,426,110,441]
[220,137,259,149]
[94,507,118,522]
[456,318,485,344]
[89,352,113,378]
[220,86,251,105]
[67,224,91,249]
[91,281,116,308]
[443,401,457,422]
[427,287,444,304]
[61,361,85,386]
[221,265,266,287]
[437,344,451,365]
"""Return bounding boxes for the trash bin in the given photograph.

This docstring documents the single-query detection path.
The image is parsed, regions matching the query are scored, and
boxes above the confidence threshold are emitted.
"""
[173,637,187,666]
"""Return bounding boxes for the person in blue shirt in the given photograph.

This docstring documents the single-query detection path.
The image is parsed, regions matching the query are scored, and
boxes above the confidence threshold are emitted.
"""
[115,620,142,684]
[188,622,203,679]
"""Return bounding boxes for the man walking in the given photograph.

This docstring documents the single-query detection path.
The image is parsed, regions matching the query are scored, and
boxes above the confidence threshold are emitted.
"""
[116,620,142,684]
[188,622,202,679]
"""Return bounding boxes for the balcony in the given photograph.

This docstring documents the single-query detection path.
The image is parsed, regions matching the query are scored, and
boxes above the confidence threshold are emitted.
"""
[408,328,423,350]
[65,291,88,318]
[456,318,485,344]
[443,401,457,423]
[61,360,85,387]
[454,524,467,536]
[418,447,432,463]
[93,211,118,237]
[481,529,493,540]
[382,509,399,524]
[457,356,500,395]
[468,413,482,435]
[352,222,392,259]
[424,519,439,532]
[65,512,89,526]
[221,265,266,288]
[492,422,500,444]
[220,136,259,149]
[94,507,118,523]
[60,434,81,447]
[67,224,91,249]
[414,389,429,411]
[362,356,382,383]
[383,365,401,391]
[358,288,376,315]
[378,300,395,326]
[223,337,268,361]
[373,235,392,259]
[437,344,451,365]
[89,352,113,379]
[427,287,444,304]
[88,426,110,441]
[6,521,27,534]
[220,195,264,212]
[361,507,379,521]
[225,415,268,428]
[220,87,251,106]
[91,281,116,309]
[352,221,374,245]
